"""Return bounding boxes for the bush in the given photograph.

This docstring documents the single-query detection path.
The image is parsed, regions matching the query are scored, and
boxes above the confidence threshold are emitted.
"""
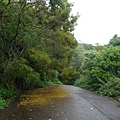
[0,97,6,109]
[45,79,63,85]
[61,66,79,85]
[35,80,46,88]
[7,59,41,90]
[24,72,40,90]
[0,84,18,99]
[24,49,51,73]
[41,71,63,86]
[74,75,93,90]
[89,46,120,90]
[98,77,120,102]
[0,84,18,109]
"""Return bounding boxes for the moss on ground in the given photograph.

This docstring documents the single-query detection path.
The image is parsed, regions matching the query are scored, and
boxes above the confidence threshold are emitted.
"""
[20,86,69,106]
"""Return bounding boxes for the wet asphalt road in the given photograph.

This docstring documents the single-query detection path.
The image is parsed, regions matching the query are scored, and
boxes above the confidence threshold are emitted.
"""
[1,85,120,120]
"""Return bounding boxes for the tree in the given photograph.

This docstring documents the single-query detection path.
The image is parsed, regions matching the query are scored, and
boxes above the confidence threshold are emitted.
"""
[0,1,38,83]
[49,0,68,8]
[82,46,120,90]
[71,44,85,74]
[82,43,95,50]
[0,0,80,108]
[0,0,79,86]
[34,0,78,81]
[91,46,120,79]
[109,34,120,46]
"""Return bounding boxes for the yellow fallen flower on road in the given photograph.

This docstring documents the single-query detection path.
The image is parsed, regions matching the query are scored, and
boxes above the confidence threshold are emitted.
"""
[20,86,69,106]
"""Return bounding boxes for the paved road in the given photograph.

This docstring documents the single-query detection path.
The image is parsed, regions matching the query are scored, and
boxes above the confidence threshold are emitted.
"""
[1,85,120,120]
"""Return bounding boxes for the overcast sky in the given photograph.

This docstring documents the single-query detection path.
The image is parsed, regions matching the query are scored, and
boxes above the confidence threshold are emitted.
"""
[68,0,120,45]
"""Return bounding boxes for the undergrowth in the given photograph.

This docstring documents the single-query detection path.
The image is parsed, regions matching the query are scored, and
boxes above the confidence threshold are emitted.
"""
[74,76,120,102]
[0,84,18,110]
[97,77,120,102]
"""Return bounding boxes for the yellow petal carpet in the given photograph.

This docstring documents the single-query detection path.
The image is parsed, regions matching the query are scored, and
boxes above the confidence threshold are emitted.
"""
[20,86,69,106]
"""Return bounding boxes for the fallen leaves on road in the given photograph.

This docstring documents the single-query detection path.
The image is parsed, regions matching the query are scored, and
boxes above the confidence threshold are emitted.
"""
[20,86,69,106]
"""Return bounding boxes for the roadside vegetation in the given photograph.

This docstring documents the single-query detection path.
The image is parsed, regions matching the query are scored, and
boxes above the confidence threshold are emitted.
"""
[74,38,120,102]
[0,0,78,109]
[0,0,120,109]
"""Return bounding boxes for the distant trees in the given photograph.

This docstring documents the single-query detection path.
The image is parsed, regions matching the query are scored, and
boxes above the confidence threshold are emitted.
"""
[82,43,94,50]
[109,34,120,46]
[71,44,85,73]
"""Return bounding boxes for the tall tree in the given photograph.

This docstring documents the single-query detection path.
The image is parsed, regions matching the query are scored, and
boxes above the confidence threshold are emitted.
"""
[0,0,78,87]
[34,0,78,83]
[0,0,38,82]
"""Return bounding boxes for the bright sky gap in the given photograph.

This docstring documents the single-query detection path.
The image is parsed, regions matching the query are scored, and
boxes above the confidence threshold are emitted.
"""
[68,0,120,45]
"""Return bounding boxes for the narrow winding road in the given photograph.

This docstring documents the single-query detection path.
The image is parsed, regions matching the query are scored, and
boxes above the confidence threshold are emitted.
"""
[0,85,120,120]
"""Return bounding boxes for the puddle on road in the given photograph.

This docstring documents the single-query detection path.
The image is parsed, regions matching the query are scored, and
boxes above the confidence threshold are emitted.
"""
[20,86,70,106]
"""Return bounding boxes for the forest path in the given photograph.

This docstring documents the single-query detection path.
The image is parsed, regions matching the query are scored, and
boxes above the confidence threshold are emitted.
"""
[1,85,120,120]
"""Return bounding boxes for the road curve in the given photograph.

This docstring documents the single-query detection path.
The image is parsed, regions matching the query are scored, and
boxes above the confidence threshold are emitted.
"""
[1,85,120,120]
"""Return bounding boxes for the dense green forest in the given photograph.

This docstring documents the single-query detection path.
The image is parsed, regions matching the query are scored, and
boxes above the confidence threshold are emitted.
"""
[0,0,120,109]
[0,0,79,109]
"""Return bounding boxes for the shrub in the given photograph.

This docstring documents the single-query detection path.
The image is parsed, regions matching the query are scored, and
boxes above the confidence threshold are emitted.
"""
[74,75,93,90]
[24,49,51,73]
[35,80,46,88]
[98,77,120,102]
[7,59,41,90]
[0,84,18,99]
[0,84,18,110]
[0,97,6,109]
[45,79,63,85]
[24,72,41,90]
[41,71,63,86]
[90,46,120,90]
[61,66,79,85]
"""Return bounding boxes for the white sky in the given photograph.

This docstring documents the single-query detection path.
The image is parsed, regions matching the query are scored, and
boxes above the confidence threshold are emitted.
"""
[68,0,120,45]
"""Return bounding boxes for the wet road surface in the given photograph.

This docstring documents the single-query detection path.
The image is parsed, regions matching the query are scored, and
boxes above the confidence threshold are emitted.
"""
[0,85,120,120]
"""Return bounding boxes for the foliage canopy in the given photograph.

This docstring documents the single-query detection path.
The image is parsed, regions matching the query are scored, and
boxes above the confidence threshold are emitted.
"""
[0,0,79,108]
